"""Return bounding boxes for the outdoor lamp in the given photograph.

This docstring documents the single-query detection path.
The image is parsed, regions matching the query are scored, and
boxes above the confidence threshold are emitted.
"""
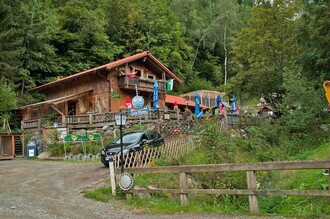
[115,112,127,173]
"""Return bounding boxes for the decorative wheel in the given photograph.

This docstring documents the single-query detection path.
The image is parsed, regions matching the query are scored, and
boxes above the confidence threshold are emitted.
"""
[119,172,134,191]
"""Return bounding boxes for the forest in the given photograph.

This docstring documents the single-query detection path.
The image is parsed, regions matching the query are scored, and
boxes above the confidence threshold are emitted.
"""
[0,0,329,126]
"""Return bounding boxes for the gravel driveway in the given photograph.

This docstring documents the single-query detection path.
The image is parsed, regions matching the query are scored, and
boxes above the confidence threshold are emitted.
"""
[0,159,291,219]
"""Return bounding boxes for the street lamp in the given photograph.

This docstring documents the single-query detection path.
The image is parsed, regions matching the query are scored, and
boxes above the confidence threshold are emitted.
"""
[115,112,127,173]
[185,98,189,109]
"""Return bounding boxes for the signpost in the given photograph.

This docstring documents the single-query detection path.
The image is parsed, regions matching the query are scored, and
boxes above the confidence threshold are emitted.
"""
[115,113,127,173]
[64,133,103,160]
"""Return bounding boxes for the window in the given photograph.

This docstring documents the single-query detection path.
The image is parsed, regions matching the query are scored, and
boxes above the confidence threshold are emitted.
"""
[31,108,38,118]
[147,74,155,80]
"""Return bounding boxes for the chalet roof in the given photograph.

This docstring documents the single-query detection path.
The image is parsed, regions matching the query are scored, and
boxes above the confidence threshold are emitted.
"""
[31,51,182,91]
[165,95,208,108]
[179,90,224,99]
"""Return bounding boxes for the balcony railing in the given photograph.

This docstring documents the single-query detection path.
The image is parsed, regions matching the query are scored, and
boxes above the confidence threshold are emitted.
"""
[21,109,189,131]
[118,76,166,92]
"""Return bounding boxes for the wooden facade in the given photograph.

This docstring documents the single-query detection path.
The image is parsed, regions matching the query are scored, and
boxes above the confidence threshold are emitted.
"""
[20,51,182,129]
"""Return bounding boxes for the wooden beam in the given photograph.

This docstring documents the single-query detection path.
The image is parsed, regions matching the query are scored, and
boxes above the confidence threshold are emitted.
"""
[51,104,64,116]
[125,188,330,197]
[118,160,330,174]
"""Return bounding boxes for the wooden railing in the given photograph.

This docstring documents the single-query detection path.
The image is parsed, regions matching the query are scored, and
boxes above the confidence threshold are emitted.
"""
[21,109,187,130]
[118,76,166,92]
[116,160,330,213]
[21,111,261,131]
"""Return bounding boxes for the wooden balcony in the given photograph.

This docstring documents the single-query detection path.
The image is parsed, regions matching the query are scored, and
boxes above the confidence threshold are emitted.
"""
[21,109,190,131]
[118,76,166,93]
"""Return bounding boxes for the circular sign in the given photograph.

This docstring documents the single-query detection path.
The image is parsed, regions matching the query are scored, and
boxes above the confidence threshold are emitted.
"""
[119,172,134,191]
[87,133,94,141]
[71,133,78,141]
[132,95,144,109]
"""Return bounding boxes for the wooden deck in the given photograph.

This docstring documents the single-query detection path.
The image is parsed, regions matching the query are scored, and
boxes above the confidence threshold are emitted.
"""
[21,110,262,132]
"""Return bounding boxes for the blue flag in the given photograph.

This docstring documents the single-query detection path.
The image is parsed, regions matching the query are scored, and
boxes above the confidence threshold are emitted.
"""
[153,80,159,110]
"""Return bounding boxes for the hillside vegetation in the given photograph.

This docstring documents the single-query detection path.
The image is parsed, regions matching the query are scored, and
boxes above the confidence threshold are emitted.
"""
[130,117,330,218]
[0,1,329,132]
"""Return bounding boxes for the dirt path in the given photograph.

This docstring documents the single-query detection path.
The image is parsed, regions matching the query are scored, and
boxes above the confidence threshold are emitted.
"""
[0,159,289,219]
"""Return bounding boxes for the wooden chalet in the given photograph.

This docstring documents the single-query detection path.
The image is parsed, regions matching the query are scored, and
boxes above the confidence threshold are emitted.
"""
[20,51,182,131]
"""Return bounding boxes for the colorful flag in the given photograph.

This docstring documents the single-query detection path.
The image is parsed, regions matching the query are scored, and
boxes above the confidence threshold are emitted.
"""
[166,79,174,91]
[153,80,159,110]
[125,96,132,109]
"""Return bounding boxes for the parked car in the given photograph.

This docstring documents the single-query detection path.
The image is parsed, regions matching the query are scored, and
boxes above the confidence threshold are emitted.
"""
[101,130,164,167]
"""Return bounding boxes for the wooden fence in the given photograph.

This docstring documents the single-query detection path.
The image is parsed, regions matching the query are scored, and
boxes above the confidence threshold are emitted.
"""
[113,137,195,168]
[116,160,330,213]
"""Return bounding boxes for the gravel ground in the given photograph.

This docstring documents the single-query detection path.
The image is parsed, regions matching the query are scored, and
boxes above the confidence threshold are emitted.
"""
[0,159,294,219]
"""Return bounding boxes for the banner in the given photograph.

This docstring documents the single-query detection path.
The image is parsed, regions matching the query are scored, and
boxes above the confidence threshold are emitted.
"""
[153,80,159,110]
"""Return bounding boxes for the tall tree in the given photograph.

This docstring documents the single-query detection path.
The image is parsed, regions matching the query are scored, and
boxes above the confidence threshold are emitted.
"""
[299,0,330,82]
[54,0,121,75]
[0,0,59,96]
[105,0,193,79]
[229,0,303,98]
[169,0,248,88]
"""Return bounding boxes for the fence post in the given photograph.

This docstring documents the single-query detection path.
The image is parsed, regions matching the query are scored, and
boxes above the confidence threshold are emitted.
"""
[179,172,188,206]
[109,158,116,195]
[247,170,259,212]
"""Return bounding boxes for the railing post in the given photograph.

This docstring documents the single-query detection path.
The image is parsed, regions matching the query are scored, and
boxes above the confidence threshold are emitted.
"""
[38,118,42,130]
[179,172,188,206]
[89,112,93,125]
[21,121,24,131]
[62,115,66,126]
[247,170,259,213]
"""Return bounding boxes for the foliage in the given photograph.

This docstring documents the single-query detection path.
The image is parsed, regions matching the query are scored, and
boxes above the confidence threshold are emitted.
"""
[0,78,16,114]
[229,0,303,98]
[299,0,330,81]
[178,77,215,94]
[54,0,121,75]
[83,186,113,202]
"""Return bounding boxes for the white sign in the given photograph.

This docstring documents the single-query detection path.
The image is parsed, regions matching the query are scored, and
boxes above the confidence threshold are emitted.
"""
[29,149,35,157]
[128,107,149,116]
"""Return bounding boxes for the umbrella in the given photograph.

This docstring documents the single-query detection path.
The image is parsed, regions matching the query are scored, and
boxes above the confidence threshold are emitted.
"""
[153,80,159,110]
[125,96,132,109]
[231,96,237,114]
[216,95,221,108]
[194,91,200,116]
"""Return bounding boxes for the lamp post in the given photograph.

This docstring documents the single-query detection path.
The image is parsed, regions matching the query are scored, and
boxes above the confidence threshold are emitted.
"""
[185,98,189,109]
[115,112,127,173]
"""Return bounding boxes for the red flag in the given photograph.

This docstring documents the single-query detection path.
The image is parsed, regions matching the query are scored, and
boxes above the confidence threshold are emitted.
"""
[174,101,178,109]
[125,96,132,109]
[128,71,137,78]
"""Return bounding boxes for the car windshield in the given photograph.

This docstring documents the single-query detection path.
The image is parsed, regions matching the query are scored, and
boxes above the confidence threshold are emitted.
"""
[113,132,142,144]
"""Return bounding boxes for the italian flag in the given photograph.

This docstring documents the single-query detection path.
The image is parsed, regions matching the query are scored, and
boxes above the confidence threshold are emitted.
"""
[166,79,174,91]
